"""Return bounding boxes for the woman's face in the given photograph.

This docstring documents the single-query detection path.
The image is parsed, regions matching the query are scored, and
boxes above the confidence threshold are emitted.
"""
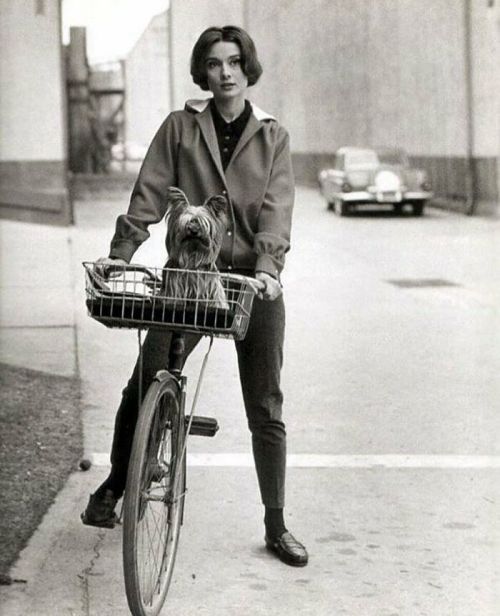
[205,41,248,102]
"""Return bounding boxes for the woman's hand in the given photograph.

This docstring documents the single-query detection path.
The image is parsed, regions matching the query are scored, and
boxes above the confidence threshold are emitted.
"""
[94,256,128,278]
[255,271,282,301]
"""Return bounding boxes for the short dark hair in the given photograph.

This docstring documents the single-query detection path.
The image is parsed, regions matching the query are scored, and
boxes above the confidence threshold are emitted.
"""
[190,25,263,91]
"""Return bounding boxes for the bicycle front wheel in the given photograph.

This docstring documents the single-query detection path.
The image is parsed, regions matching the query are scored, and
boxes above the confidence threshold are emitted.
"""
[123,372,186,616]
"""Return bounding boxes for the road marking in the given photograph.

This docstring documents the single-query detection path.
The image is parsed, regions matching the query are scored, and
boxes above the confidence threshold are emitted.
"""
[90,452,500,469]
[0,324,74,329]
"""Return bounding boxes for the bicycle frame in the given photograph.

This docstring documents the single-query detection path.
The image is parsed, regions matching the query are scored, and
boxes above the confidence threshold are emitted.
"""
[136,328,215,512]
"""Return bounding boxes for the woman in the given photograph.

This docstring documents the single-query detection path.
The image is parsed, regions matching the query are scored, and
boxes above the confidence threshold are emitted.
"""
[82,25,308,567]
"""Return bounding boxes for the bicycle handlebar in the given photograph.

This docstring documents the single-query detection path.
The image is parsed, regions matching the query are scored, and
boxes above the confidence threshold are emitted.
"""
[89,261,265,293]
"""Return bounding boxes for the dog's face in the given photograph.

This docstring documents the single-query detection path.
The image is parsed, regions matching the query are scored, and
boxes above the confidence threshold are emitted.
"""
[165,187,228,269]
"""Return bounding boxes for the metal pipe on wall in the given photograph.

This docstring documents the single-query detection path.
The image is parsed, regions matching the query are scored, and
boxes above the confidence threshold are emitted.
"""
[168,3,176,115]
[464,0,477,215]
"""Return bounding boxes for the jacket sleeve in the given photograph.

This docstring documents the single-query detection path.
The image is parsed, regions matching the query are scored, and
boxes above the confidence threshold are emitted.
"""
[109,114,180,262]
[254,125,295,278]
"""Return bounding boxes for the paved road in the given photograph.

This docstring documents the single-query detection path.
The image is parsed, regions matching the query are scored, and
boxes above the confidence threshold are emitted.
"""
[1,187,499,615]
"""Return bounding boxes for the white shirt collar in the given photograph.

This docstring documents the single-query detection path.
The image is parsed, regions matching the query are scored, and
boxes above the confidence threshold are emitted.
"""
[185,98,275,122]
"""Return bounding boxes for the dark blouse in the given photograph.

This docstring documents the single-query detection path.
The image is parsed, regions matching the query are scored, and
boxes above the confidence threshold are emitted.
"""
[210,98,252,170]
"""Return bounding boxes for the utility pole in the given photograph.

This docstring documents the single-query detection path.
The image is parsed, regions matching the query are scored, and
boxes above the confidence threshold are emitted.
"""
[67,27,92,173]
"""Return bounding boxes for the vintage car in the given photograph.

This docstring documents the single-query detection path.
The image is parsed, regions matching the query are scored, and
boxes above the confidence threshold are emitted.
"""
[318,147,433,216]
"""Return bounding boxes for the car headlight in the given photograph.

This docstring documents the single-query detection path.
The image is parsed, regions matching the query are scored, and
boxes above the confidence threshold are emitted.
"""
[421,181,431,191]
[342,181,352,192]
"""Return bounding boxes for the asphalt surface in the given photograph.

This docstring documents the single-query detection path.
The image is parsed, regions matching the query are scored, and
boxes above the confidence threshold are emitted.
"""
[0,187,499,615]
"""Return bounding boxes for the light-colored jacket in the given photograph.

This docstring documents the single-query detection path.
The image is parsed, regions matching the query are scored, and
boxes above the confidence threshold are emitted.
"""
[109,98,295,278]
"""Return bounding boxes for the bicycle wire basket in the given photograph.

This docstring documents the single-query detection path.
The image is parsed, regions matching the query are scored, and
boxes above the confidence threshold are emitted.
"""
[83,262,258,341]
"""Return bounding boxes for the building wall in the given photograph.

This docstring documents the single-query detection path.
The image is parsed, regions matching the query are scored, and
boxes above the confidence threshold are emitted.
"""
[170,0,472,153]
[0,0,71,224]
[124,12,170,150]
[248,0,499,204]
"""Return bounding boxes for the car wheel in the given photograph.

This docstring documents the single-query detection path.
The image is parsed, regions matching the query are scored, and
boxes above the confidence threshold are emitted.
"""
[412,201,425,216]
[394,204,403,216]
[335,200,350,216]
[327,201,334,211]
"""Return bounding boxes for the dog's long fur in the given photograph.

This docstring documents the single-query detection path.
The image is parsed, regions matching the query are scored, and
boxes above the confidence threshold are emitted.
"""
[163,187,229,309]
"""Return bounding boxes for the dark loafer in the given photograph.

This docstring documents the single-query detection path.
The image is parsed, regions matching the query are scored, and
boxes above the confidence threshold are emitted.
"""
[265,531,308,567]
[81,489,118,529]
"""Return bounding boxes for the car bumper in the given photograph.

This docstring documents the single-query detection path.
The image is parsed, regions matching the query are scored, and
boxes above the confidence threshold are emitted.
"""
[341,190,433,203]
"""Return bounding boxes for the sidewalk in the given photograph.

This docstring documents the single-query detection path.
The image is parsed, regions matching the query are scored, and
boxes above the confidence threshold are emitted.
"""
[1,190,499,615]
[0,218,76,376]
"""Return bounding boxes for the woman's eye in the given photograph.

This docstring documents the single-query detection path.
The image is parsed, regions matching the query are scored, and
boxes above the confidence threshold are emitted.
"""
[206,61,218,70]
[230,58,241,66]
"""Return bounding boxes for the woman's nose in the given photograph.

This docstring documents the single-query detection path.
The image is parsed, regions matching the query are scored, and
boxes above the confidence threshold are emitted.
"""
[220,62,231,79]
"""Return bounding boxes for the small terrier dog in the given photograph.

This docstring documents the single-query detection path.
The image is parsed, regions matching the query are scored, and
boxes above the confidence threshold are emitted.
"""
[163,186,229,309]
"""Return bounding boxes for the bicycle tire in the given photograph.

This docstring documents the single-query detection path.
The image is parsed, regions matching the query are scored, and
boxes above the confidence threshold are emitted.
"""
[123,372,186,616]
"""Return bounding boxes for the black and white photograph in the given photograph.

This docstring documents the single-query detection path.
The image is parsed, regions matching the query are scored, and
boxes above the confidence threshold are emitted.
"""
[0,1,499,614]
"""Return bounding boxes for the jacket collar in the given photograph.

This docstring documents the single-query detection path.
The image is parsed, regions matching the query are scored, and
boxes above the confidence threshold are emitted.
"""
[186,98,275,180]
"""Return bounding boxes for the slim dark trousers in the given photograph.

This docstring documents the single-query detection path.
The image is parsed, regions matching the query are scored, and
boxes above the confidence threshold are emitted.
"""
[109,295,287,508]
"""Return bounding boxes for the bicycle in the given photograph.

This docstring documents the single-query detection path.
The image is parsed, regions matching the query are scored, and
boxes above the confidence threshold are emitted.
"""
[83,261,261,616]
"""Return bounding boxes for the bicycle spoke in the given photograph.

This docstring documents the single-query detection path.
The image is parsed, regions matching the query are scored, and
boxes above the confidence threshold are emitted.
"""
[139,484,165,598]
[142,515,161,604]
[140,495,171,604]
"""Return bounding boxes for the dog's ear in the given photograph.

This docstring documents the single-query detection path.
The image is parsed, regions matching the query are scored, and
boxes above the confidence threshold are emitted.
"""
[166,186,189,211]
[204,194,228,221]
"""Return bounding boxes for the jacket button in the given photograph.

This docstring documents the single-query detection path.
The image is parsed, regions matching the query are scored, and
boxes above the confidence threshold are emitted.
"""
[227,265,233,270]
[222,190,227,195]
[227,230,232,236]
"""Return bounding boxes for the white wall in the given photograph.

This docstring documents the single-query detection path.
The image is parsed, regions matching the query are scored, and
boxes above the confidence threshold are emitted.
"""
[249,0,499,159]
[0,0,66,161]
[125,11,170,149]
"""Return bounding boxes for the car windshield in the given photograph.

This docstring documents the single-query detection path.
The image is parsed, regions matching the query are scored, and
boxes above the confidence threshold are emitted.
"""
[345,150,379,169]
[377,150,408,167]
[344,149,409,169]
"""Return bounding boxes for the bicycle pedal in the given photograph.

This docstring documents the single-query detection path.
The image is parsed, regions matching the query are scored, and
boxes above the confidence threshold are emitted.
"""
[187,415,219,437]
